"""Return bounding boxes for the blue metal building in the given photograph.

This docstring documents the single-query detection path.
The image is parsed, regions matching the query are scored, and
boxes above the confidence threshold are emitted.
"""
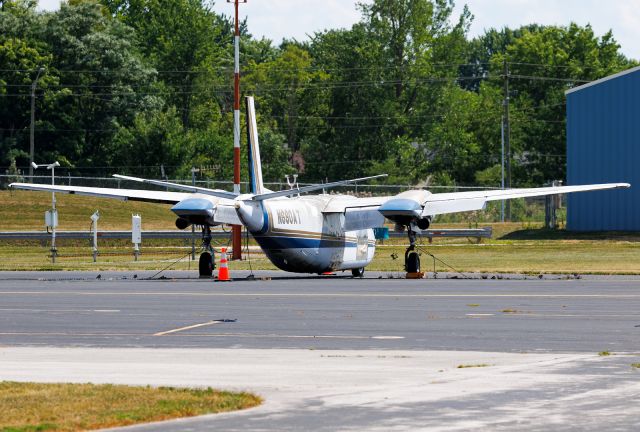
[566,66,639,231]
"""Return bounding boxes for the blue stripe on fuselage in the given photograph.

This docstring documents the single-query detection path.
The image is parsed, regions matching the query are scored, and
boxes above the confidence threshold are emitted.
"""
[253,235,356,250]
[256,203,269,235]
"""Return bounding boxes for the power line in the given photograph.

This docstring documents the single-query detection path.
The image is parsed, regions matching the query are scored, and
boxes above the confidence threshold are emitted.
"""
[0,112,561,135]
[506,61,605,71]
[509,74,591,83]
[1,74,494,90]
[0,62,491,75]
[1,62,623,80]
[0,73,592,97]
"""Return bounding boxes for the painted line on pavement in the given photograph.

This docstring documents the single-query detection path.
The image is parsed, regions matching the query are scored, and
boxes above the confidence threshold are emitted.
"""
[2,291,640,298]
[154,320,223,336]
[0,332,144,336]
[0,331,406,340]
[174,333,405,340]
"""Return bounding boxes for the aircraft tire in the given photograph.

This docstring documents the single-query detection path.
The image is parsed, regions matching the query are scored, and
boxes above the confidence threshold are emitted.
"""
[199,252,214,277]
[351,267,365,278]
[406,251,420,273]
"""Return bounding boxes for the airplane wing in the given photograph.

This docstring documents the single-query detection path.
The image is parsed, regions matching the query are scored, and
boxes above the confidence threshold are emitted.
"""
[421,183,630,216]
[11,182,244,226]
[9,183,190,204]
[323,196,394,231]
[322,183,630,230]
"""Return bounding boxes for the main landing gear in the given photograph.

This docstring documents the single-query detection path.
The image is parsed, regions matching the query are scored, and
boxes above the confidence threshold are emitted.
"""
[404,227,420,274]
[198,226,216,278]
[351,267,365,278]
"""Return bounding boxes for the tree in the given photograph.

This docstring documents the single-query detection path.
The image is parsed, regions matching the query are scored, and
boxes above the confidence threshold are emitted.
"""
[0,0,54,166]
[39,0,156,170]
[101,0,232,130]
[244,43,328,171]
[306,0,472,183]
[489,24,636,184]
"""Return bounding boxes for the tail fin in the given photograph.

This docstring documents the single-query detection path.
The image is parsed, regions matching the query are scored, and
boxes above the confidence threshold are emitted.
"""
[245,96,265,195]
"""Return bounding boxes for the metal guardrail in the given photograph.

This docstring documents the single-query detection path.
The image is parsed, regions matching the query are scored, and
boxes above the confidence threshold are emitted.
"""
[0,228,492,242]
[0,230,225,240]
[421,227,493,243]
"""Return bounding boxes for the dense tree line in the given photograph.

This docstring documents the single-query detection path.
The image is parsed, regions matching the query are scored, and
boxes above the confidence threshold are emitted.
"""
[0,0,636,188]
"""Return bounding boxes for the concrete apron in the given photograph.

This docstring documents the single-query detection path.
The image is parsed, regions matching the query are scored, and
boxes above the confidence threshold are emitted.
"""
[1,347,639,431]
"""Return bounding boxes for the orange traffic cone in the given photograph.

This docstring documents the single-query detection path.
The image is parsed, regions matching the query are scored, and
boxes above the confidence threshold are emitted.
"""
[217,248,231,281]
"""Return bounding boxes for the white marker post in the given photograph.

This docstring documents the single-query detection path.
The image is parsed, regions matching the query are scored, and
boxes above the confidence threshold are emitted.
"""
[90,211,100,262]
[44,209,58,262]
[132,214,142,261]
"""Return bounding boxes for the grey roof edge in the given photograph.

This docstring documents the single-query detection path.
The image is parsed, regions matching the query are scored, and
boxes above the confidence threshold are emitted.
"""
[565,65,640,95]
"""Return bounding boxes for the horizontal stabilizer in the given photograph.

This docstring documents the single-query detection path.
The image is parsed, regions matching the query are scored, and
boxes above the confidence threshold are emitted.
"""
[251,174,388,201]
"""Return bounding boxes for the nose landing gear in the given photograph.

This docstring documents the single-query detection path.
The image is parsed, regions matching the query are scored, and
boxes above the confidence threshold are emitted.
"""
[198,226,216,278]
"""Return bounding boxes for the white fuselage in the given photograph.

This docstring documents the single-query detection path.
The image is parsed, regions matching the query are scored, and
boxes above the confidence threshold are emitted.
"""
[236,194,376,273]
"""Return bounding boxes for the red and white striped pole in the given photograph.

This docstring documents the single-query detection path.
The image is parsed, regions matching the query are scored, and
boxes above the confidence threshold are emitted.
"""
[229,0,246,260]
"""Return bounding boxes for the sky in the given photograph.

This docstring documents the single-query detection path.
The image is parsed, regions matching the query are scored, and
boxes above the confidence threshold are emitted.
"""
[37,0,640,60]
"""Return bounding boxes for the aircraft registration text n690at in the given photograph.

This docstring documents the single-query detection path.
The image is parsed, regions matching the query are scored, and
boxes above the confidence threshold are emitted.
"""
[276,208,303,225]
[11,96,630,277]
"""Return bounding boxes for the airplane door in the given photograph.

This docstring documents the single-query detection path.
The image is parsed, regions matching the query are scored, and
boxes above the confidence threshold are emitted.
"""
[356,230,368,261]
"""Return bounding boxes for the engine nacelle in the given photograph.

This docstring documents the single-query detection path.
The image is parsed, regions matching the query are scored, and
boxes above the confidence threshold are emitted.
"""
[378,189,432,227]
[175,217,191,230]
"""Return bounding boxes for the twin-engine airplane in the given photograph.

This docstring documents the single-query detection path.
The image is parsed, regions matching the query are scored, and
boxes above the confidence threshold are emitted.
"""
[11,97,630,277]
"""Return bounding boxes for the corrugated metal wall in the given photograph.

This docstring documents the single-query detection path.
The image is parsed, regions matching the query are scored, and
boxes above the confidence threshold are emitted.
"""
[566,67,640,231]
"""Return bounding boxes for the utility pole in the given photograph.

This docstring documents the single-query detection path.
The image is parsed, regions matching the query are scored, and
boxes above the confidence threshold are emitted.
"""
[32,161,59,263]
[28,67,45,182]
[502,59,511,221]
[500,115,505,223]
[228,0,246,260]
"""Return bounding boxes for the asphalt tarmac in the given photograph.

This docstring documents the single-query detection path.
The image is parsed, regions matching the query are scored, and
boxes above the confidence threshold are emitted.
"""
[1,270,639,430]
[0,270,639,352]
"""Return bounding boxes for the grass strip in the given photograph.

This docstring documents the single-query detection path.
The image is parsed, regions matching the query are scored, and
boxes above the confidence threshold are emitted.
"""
[2,190,640,274]
[0,381,261,432]
[1,239,640,274]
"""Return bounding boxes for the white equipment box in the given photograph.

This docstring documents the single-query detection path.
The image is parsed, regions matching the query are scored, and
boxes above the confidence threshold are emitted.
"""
[132,214,142,244]
[45,210,58,228]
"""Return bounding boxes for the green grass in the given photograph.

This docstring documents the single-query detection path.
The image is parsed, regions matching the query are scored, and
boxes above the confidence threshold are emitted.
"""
[371,241,640,274]
[456,364,490,369]
[0,191,176,231]
[598,351,611,356]
[0,381,261,431]
[2,231,640,274]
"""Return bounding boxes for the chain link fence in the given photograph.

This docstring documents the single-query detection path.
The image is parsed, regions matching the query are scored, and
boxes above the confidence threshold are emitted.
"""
[0,171,560,224]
